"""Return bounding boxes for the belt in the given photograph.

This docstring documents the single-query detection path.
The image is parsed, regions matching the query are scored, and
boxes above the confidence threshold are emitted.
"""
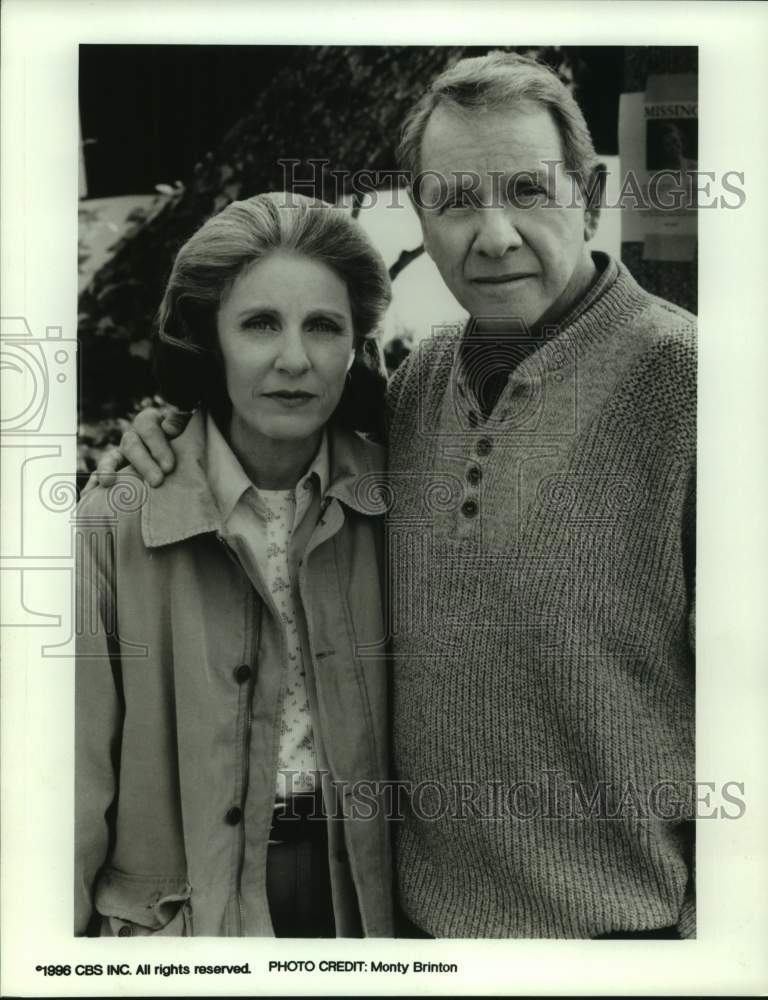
[268,790,325,846]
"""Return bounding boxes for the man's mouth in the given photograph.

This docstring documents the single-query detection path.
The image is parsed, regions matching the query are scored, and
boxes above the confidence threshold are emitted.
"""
[471,274,534,284]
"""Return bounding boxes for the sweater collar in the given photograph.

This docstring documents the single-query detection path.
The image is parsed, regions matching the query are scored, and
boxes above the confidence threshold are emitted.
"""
[141,411,385,548]
[453,252,648,393]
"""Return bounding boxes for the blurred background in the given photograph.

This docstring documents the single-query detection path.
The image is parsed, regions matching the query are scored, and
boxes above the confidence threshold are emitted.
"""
[78,44,697,472]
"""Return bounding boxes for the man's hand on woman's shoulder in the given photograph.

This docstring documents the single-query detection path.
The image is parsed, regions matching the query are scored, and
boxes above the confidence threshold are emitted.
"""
[83,406,192,493]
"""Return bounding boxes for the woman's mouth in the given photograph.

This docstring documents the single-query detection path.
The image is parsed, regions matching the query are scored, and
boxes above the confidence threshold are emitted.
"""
[262,390,317,407]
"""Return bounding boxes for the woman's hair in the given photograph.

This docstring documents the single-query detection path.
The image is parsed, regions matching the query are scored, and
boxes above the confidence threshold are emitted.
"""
[398,51,598,194]
[155,191,392,438]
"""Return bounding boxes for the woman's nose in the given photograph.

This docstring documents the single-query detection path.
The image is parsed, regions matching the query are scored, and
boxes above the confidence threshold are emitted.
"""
[473,208,524,258]
[275,329,311,374]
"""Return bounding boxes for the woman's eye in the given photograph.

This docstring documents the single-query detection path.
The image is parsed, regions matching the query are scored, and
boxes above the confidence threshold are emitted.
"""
[242,315,277,331]
[308,317,342,334]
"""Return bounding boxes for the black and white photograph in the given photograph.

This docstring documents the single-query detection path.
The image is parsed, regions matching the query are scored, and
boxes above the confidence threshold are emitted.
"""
[75,41,700,942]
[2,1,767,996]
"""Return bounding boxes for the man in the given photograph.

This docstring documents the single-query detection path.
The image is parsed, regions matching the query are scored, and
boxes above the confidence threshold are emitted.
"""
[93,51,696,938]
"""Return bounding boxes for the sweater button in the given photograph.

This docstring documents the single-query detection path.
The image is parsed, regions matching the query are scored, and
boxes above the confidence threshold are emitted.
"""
[234,664,252,684]
[466,465,482,486]
[461,499,479,518]
[476,437,493,457]
[117,925,132,937]
[225,806,243,825]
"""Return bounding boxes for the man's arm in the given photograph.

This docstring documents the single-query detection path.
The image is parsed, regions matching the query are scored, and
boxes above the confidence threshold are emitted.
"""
[85,407,192,491]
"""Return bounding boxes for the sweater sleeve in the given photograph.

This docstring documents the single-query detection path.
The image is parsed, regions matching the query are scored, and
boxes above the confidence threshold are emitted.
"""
[676,845,696,938]
[677,447,697,938]
[684,453,696,658]
[74,499,124,935]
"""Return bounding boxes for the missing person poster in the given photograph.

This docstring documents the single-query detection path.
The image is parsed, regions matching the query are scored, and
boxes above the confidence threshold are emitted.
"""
[619,73,698,260]
[2,3,767,998]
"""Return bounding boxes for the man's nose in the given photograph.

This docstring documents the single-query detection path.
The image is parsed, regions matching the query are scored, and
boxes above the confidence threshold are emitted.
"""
[473,208,524,257]
[275,328,311,374]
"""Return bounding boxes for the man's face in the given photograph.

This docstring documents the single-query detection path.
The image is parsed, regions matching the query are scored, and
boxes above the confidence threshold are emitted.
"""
[416,102,597,328]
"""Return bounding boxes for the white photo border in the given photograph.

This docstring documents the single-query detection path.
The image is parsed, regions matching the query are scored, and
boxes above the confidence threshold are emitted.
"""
[2,0,767,995]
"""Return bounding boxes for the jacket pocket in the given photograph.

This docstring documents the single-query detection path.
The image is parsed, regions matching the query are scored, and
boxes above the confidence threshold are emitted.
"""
[95,867,192,937]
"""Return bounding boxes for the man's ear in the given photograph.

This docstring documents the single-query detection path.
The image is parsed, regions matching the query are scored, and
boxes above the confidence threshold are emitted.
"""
[582,163,605,242]
[584,206,600,242]
[408,186,434,259]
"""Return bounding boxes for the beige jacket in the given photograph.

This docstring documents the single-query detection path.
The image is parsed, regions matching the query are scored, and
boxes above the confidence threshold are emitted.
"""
[75,413,393,936]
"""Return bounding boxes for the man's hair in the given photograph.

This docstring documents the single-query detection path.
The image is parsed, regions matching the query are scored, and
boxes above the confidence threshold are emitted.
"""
[155,192,392,437]
[398,50,598,189]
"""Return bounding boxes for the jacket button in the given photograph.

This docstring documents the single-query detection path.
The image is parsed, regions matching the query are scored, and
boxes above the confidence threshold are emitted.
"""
[476,437,493,457]
[466,465,482,486]
[234,664,252,684]
[117,925,132,937]
[225,806,243,825]
[461,499,479,518]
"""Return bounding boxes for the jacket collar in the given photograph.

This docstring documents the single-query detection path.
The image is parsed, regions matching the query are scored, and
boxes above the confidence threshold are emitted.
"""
[205,413,330,523]
[324,419,386,516]
[141,411,385,549]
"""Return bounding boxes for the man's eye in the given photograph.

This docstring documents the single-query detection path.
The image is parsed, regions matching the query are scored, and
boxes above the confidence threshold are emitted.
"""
[442,191,477,213]
[513,184,546,201]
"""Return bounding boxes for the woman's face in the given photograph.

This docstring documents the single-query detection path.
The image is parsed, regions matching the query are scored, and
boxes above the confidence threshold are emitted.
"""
[216,250,355,445]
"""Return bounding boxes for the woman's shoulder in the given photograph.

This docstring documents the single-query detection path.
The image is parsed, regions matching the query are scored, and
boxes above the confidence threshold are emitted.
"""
[332,426,387,474]
[75,476,149,538]
[74,478,153,588]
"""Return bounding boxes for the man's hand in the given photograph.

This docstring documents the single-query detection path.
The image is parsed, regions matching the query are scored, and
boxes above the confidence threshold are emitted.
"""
[83,407,192,492]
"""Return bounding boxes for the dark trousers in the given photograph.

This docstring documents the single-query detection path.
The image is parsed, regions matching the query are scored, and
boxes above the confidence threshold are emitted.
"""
[265,795,336,938]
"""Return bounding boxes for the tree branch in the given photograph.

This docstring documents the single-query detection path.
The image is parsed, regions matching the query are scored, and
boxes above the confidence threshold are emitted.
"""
[389,244,425,281]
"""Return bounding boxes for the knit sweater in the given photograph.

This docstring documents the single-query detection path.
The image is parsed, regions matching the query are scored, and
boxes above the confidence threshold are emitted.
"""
[386,253,696,938]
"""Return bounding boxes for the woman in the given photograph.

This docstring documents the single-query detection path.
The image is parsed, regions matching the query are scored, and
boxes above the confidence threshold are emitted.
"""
[75,192,393,937]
